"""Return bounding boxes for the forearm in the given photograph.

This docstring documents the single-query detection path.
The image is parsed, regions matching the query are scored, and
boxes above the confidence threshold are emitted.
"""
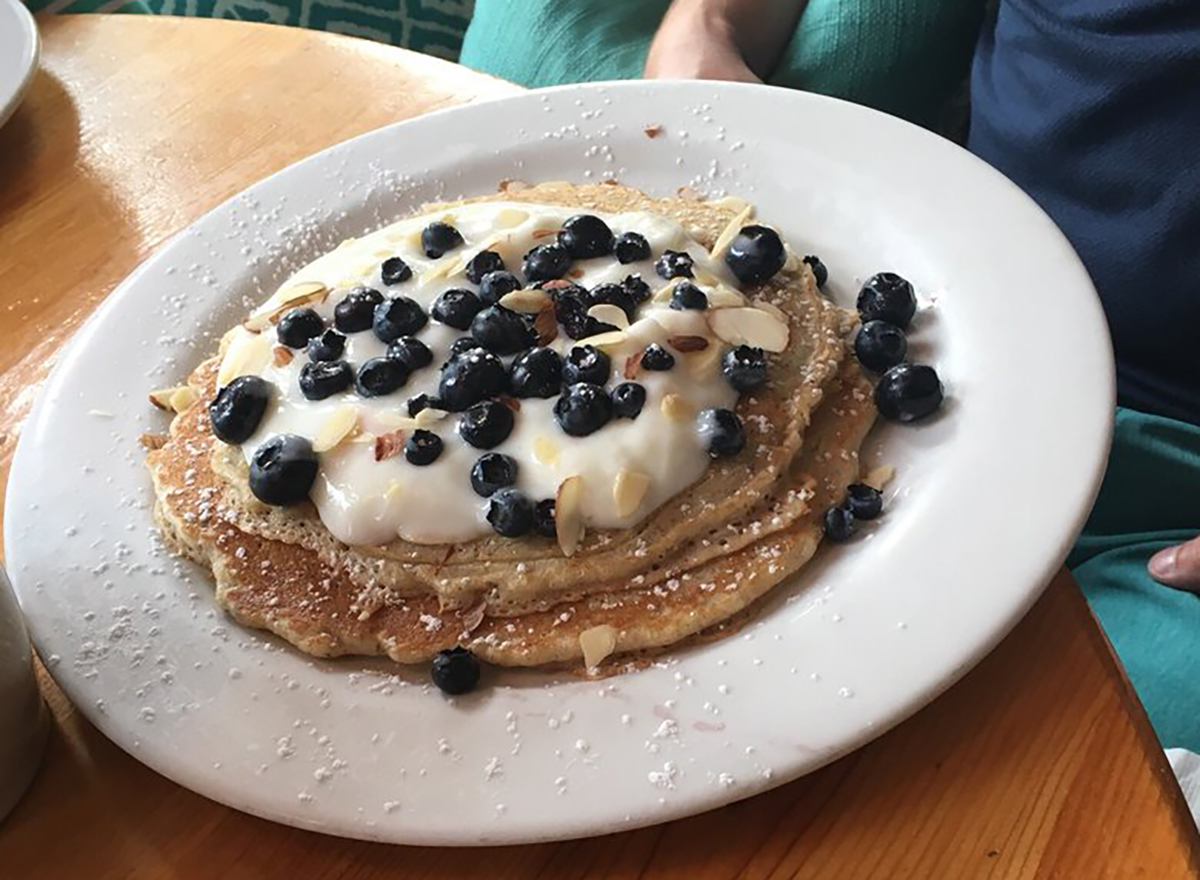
[648,0,808,80]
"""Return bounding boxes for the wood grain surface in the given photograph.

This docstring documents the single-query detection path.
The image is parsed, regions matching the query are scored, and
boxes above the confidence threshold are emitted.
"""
[0,15,1197,879]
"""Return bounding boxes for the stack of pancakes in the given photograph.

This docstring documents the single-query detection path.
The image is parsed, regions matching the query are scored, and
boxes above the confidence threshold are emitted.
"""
[147,183,876,670]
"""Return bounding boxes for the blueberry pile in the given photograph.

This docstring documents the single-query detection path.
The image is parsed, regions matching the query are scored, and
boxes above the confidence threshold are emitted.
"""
[822,483,883,543]
[851,272,944,423]
[219,217,791,531]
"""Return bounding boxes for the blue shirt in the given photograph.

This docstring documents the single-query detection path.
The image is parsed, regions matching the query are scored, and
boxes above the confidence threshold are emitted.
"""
[969,0,1200,424]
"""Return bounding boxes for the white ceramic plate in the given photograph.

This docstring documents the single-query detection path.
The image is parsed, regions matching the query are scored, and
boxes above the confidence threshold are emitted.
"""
[0,0,39,129]
[5,81,1113,845]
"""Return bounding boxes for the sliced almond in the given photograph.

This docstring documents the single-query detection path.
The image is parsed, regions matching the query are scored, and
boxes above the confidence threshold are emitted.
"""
[373,411,416,432]
[245,281,328,330]
[577,329,628,351]
[417,254,459,286]
[497,178,529,193]
[138,432,168,451]
[217,330,274,387]
[499,288,551,314]
[708,307,790,353]
[272,345,295,367]
[555,475,585,557]
[710,204,756,259]
[863,464,896,491]
[623,351,644,379]
[169,386,198,413]
[661,393,695,422]
[492,208,530,230]
[414,406,448,428]
[643,124,664,139]
[534,301,558,346]
[313,406,359,453]
[531,228,559,239]
[613,469,651,518]
[666,335,709,353]
[579,624,618,670]
[148,387,180,411]
[706,283,747,309]
[752,299,788,323]
[533,436,560,465]
[586,303,630,330]
[350,431,377,444]
[374,428,406,462]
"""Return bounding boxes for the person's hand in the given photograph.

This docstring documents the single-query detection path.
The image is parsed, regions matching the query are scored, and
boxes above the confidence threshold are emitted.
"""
[1149,536,1200,592]
[644,9,762,83]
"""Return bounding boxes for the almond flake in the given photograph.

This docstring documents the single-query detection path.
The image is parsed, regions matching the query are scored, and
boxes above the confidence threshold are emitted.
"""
[245,281,328,330]
[138,432,168,450]
[374,429,406,462]
[534,302,558,345]
[577,329,628,350]
[492,208,529,230]
[169,386,198,413]
[579,625,618,670]
[533,437,560,465]
[643,124,664,139]
[418,254,459,286]
[613,469,651,518]
[710,205,756,259]
[499,288,551,313]
[532,228,558,239]
[661,393,695,421]
[863,464,896,491]
[313,406,359,453]
[218,330,273,387]
[706,284,747,309]
[148,387,181,410]
[708,307,790,352]
[272,345,295,367]
[414,407,448,428]
[586,303,629,330]
[623,351,644,379]
[497,178,528,193]
[556,475,585,557]
[752,299,788,323]
[666,335,709,353]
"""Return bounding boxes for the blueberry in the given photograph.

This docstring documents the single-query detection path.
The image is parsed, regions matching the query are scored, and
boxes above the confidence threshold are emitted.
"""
[641,344,675,371]
[305,329,346,362]
[334,288,383,333]
[552,285,612,340]
[386,336,433,371]
[563,345,610,385]
[487,488,534,537]
[610,382,646,419]
[404,429,443,466]
[554,383,613,436]
[438,348,507,411]
[470,305,536,355]
[470,452,518,497]
[614,232,651,264]
[209,375,271,444]
[407,393,443,417]
[431,646,480,695]
[725,225,785,285]
[422,221,463,259]
[381,256,412,285]
[823,505,855,543]
[356,357,408,397]
[845,483,883,520]
[465,250,505,285]
[446,336,485,362]
[373,296,427,343]
[875,363,943,422]
[623,274,651,303]
[431,288,483,330]
[533,499,557,538]
[523,243,571,282]
[478,270,522,305]
[698,408,745,458]
[276,307,324,348]
[299,360,353,400]
[803,254,828,288]
[248,434,318,506]
[655,250,694,280]
[857,272,917,329]
[459,399,515,449]
[558,214,614,259]
[854,320,908,372]
[670,281,708,311]
[721,345,767,392]
[509,347,563,399]
[588,283,638,321]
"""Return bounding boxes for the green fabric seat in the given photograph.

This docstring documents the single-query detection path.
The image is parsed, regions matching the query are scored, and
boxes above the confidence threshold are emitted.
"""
[461,0,987,129]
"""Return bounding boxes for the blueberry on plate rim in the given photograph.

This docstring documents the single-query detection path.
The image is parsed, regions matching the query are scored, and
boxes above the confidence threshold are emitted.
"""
[857,272,917,329]
[822,505,856,543]
[854,320,908,373]
[874,363,943,422]
[845,483,883,520]
[431,646,481,695]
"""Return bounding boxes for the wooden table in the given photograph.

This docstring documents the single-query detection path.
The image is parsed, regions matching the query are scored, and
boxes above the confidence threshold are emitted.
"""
[0,16,1196,879]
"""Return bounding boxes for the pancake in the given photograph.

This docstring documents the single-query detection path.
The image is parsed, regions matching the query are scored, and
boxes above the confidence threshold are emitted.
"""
[146,180,877,670]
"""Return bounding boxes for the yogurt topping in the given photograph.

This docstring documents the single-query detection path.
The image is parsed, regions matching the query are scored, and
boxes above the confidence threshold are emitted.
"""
[227,200,781,546]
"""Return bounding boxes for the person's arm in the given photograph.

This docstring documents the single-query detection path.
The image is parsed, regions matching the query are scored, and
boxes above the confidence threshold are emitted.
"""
[1150,538,1200,592]
[645,0,808,83]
